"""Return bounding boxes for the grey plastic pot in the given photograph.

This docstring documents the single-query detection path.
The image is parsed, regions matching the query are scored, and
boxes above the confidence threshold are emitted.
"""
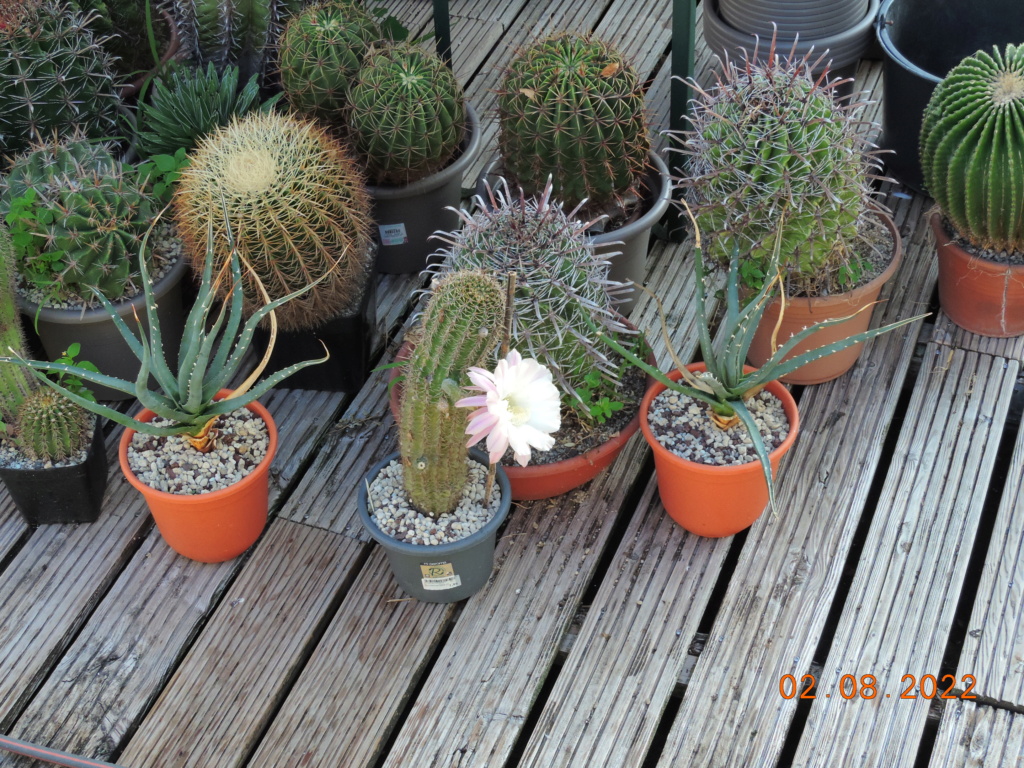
[358,449,511,603]
[368,102,483,274]
[17,255,189,401]
[720,0,869,40]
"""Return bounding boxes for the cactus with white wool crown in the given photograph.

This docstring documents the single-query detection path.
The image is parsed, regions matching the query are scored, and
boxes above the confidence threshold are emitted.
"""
[347,42,467,186]
[400,271,506,518]
[920,44,1024,253]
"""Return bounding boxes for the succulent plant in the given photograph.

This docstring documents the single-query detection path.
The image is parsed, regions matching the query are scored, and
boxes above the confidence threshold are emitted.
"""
[346,42,466,186]
[137,63,279,157]
[496,32,650,216]
[0,224,34,424]
[431,178,634,406]
[174,110,374,333]
[0,0,123,159]
[0,135,157,303]
[13,387,91,462]
[920,44,1024,254]
[677,40,885,296]
[278,0,382,124]
[400,270,506,518]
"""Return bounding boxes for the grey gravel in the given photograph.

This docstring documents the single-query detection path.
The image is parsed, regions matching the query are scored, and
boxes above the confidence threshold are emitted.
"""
[0,425,95,469]
[366,458,501,546]
[127,410,269,495]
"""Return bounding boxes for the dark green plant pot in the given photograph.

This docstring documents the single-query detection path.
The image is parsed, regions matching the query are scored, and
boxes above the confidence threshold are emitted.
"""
[358,449,512,603]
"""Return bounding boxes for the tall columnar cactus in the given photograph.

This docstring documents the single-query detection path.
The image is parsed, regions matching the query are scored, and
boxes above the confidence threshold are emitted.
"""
[432,179,634,404]
[496,32,650,214]
[174,111,374,332]
[347,42,466,186]
[13,388,91,462]
[400,270,505,518]
[920,44,1024,253]
[0,0,122,159]
[0,136,157,302]
[0,225,34,424]
[679,43,884,295]
[278,0,382,124]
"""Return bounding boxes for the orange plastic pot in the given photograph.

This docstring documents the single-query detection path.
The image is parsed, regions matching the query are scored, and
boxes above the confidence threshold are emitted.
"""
[640,364,800,537]
[931,213,1024,337]
[747,210,903,384]
[118,390,278,563]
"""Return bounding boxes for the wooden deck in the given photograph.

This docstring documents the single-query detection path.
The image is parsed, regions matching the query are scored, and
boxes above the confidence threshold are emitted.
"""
[2,1,1023,766]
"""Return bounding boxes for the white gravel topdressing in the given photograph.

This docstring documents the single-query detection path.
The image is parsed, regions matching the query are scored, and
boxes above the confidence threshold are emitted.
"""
[127,410,269,495]
[366,458,501,546]
[0,425,95,470]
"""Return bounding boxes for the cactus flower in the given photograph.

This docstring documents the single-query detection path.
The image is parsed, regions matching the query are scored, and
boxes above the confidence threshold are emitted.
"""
[457,350,561,466]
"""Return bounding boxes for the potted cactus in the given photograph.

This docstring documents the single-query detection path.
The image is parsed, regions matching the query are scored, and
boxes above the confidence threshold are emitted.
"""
[920,44,1024,337]
[0,135,189,400]
[347,42,483,274]
[0,212,328,561]
[677,41,902,385]
[489,32,671,314]
[173,110,376,392]
[0,225,108,526]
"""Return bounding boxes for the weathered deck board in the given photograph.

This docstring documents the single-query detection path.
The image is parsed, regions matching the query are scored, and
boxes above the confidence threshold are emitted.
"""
[955,382,1024,707]
[929,700,1024,768]
[931,312,1024,365]
[790,347,1018,767]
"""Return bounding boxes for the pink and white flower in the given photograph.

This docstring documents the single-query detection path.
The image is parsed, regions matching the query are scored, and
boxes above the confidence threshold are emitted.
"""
[456,350,561,466]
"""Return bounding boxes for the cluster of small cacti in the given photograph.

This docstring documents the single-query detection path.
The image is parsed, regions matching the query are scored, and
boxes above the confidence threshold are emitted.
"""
[278,0,382,123]
[400,270,506,518]
[138,63,276,157]
[432,178,634,405]
[0,136,157,302]
[347,42,466,185]
[0,0,122,160]
[920,44,1024,254]
[173,110,374,332]
[496,32,650,215]
[679,43,883,295]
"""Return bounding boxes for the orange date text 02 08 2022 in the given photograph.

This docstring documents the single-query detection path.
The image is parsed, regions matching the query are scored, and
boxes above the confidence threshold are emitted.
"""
[778,673,978,701]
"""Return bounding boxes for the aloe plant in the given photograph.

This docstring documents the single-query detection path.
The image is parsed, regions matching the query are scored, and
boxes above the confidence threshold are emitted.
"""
[592,203,927,510]
[0,207,327,452]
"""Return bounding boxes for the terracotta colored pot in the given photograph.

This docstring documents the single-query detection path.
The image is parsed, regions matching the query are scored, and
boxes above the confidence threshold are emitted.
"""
[118,390,278,563]
[746,210,903,385]
[931,213,1024,338]
[640,365,800,538]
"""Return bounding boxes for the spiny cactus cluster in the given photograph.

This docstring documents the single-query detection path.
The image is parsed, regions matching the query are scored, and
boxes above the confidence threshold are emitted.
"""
[0,136,157,302]
[679,43,884,295]
[347,42,466,186]
[920,44,1024,254]
[431,178,634,404]
[13,388,92,462]
[400,270,505,518]
[0,0,122,160]
[0,225,34,425]
[278,0,382,124]
[174,110,374,332]
[496,32,650,216]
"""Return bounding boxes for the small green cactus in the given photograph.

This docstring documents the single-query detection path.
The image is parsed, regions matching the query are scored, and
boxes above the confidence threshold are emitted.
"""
[0,1,122,159]
[400,270,505,518]
[278,0,382,124]
[496,32,650,215]
[0,136,157,303]
[0,224,34,424]
[347,42,467,186]
[13,387,91,462]
[920,44,1024,253]
[174,110,374,332]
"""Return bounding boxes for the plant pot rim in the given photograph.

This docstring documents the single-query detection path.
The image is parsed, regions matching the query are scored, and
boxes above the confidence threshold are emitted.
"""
[17,253,190,325]
[928,212,1024,272]
[366,102,483,201]
[875,0,943,84]
[0,413,103,472]
[117,389,278,504]
[357,448,511,557]
[639,364,800,475]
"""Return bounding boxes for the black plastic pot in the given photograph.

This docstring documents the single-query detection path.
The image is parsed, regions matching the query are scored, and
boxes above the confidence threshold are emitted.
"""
[0,422,108,526]
[876,0,1024,191]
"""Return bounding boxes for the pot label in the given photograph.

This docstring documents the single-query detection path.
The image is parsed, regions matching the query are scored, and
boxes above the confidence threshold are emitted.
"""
[420,561,461,590]
[378,223,408,246]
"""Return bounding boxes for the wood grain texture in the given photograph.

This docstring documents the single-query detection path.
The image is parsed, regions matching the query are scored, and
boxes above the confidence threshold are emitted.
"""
[931,312,1024,364]
[929,700,1024,768]
[790,348,1017,768]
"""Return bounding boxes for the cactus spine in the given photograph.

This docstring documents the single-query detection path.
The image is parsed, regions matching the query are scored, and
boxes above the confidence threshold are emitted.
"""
[347,42,467,185]
[14,388,91,462]
[400,271,505,518]
[0,225,33,424]
[920,44,1024,253]
[174,111,374,332]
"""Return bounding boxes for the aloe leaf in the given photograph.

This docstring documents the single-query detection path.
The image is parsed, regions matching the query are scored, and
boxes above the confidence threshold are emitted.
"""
[89,288,144,360]
[0,356,137,396]
[205,245,246,399]
[202,351,330,418]
[731,396,778,516]
[691,242,719,380]
[176,219,219,395]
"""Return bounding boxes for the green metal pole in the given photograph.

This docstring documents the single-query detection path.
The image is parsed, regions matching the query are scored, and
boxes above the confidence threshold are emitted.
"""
[665,0,696,242]
[433,0,453,67]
